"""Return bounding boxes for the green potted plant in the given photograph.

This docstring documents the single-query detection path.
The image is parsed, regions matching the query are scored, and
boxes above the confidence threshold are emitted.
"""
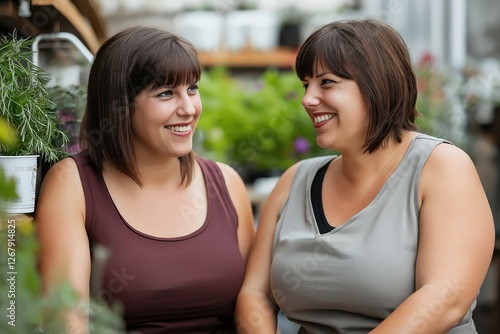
[0,32,69,214]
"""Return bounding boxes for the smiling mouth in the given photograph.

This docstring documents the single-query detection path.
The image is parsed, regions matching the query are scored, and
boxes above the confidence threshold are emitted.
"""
[313,114,336,124]
[165,125,191,133]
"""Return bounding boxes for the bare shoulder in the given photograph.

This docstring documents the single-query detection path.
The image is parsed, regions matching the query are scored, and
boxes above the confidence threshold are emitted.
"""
[43,156,81,185]
[260,161,301,214]
[214,162,250,198]
[270,161,301,196]
[215,161,244,185]
[213,161,249,206]
[423,142,476,176]
[429,141,473,163]
[36,156,85,222]
[420,142,483,203]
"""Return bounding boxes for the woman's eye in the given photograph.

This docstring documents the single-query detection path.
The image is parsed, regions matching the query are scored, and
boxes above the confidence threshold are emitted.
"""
[157,90,173,98]
[302,83,309,91]
[322,79,335,85]
[188,84,199,94]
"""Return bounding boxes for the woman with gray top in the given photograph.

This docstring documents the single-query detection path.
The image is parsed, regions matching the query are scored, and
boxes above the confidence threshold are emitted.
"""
[235,19,495,333]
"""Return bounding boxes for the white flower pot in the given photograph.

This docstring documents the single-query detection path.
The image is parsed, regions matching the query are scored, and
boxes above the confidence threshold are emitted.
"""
[225,10,280,51]
[0,155,39,214]
[174,11,224,52]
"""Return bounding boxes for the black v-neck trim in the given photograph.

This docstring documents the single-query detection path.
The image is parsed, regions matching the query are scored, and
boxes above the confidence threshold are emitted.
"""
[311,161,334,234]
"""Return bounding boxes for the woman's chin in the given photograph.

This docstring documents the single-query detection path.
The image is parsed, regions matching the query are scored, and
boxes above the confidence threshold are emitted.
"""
[316,139,331,150]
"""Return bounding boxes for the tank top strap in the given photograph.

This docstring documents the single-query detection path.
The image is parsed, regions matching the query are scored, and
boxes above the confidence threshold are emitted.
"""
[71,153,109,232]
[393,134,451,182]
[196,157,238,227]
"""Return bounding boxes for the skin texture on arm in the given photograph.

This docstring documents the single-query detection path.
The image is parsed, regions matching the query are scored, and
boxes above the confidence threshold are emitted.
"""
[217,162,255,261]
[35,157,91,333]
[370,143,495,333]
[235,163,300,334]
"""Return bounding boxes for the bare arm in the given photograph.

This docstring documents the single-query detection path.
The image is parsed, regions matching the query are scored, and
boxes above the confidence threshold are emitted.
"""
[235,163,300,334]
[371,144,495,333]
[217,162,255,262]
[35,158,90,333]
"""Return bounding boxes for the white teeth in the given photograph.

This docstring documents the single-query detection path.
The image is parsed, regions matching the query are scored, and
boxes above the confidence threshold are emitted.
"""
[314,114,335,124]
[166,125,191,133]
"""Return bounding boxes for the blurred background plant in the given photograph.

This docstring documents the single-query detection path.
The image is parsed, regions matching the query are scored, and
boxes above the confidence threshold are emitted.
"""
[414,51,470,150]
[197,61,473,182]
[47,84,87,155]
[196,67,330,181]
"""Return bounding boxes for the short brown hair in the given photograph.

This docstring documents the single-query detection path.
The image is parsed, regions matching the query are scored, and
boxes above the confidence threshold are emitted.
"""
[80,26,201,186]
[296,19,419,153]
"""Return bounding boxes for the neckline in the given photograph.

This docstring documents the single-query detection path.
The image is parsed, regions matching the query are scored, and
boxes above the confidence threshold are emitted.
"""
[310,134,422,235]
[99,158,210,241]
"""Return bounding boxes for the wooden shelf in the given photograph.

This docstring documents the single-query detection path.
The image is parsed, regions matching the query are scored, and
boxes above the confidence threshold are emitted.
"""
[0,0,106,54]
[199,47,298,68]
[1,2,295,68]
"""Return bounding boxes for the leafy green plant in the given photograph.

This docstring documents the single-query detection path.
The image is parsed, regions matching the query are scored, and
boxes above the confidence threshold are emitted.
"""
[0,119,17,205]
[197,67,330,177]
[0,220,126,334]
[0,32,68,163]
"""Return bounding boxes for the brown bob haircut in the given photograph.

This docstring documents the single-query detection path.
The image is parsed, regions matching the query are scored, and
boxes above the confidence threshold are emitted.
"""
[80,26,201,186]
[295,19,419,153]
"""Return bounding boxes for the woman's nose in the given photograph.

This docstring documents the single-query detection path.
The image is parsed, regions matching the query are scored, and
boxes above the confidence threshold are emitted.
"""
[177,93,197,116]
[301,87,320,108]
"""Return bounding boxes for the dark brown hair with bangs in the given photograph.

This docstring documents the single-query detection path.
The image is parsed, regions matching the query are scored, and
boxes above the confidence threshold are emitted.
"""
[296,19,419,153]
[80,26,201,186]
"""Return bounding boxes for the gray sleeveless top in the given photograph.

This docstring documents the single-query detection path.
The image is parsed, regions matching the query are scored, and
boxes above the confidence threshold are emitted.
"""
[270,134,477,333]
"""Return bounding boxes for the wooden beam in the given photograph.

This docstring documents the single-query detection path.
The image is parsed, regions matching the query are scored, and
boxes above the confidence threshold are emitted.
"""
[198,47,297,68]
[71,0,107,40]
[32,0,101,53]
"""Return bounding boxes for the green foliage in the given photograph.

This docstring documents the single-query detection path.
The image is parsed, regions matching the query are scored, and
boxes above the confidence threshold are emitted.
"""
[47,84,87,153]
[198,58,469,175]
[47,85,87,117]
[0,118,18,149]
[0,220,126,334]
[0,32,68,163]
[197,67,330,173]
[0,119,17,209]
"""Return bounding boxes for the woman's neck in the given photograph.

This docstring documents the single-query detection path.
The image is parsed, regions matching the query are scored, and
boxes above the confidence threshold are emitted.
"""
[338,131,416,185]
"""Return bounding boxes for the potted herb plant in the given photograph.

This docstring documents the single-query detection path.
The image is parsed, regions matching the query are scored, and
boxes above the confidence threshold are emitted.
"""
[0,32,68,214]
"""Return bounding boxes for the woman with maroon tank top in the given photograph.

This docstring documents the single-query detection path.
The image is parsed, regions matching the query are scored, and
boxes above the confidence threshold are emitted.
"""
[36,26,255,333]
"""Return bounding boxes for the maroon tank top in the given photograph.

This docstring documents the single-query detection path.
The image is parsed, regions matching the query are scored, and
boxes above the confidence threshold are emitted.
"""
[72,153,244,333]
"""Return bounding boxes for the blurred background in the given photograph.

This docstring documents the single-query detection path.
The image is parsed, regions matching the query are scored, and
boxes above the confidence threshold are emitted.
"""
[1,0,499,332]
